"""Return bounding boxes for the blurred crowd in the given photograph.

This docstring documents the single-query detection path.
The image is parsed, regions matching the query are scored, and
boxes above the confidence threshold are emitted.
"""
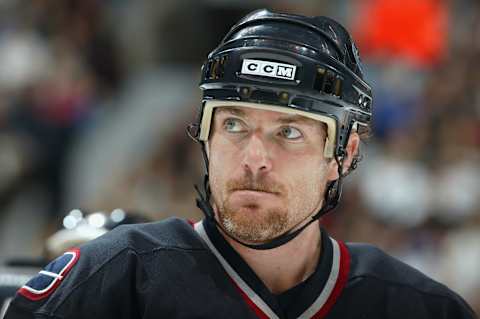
[0,0,478,314]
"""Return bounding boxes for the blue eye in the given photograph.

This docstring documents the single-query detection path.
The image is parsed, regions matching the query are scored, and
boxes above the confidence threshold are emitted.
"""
[223,118,244,133]
[280,126,302,139]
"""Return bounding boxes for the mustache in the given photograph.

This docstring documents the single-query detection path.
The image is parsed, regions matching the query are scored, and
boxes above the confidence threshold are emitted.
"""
[226,176,285,195]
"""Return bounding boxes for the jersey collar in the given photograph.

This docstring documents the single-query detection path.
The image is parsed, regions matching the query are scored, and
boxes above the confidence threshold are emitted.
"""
[194,219,350,319]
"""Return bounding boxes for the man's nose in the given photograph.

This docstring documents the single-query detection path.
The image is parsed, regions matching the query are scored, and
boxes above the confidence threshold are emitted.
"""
[241,133,273,176]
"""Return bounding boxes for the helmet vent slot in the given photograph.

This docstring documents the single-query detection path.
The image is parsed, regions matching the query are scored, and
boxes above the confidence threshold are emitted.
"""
[314,67,342,97]
[205,55,228,80]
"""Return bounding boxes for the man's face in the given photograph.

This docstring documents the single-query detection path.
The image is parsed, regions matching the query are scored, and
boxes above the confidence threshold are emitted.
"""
[208,105,334,244]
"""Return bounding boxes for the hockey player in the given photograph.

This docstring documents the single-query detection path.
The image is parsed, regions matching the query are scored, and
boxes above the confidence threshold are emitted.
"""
[5,9,477,319]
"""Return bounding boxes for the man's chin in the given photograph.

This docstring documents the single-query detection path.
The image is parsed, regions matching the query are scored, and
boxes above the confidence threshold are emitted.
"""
[224,204,277,222]
[222,223,278,244]
[218,210,288,244]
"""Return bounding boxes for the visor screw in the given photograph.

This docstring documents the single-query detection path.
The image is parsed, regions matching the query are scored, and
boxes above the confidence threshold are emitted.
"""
[279,92,289,103]
[240,87,250,98]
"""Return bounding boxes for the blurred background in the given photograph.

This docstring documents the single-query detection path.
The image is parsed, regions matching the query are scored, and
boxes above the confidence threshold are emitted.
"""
[0,0,478,314]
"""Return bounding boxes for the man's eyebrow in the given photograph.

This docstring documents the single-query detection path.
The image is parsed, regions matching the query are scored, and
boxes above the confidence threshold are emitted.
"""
[215,106,246,117]
[217,107,312,122]
[276,114,318,126]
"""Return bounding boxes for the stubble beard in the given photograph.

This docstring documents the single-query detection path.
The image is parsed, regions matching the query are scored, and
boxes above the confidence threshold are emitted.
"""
[213,161,329,244]
[214,175,291,243]
[217,200,289,243]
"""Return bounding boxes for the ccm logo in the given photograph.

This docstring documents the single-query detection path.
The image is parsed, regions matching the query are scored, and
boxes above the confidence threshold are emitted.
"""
[241,59,296,80]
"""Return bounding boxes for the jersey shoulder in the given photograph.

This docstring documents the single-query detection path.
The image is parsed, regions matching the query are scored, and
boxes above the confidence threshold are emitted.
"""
[84,216,205,253]
[344,243,477,318]
[6,217,206,319]
[346,242,444,293]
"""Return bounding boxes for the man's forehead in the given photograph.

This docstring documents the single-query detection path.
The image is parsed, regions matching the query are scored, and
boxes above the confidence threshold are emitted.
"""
[215,106,323,127]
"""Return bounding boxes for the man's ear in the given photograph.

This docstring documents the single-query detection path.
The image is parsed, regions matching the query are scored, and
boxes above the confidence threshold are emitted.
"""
[326,132,360,181]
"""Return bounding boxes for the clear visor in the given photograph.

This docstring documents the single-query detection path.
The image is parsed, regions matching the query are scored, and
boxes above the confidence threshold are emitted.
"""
[199,100,337,158]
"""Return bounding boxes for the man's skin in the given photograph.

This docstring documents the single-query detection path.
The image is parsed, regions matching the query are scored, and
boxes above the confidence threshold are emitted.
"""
[207,106,359,294]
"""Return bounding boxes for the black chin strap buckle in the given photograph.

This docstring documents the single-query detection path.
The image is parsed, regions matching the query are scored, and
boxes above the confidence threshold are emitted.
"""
[194,173,215,221]
[195,197,215,221]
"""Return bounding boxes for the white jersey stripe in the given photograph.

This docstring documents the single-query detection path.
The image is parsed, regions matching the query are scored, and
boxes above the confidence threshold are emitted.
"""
[194,222,280,319]
[297,238,341,318]
[38,271,63,280]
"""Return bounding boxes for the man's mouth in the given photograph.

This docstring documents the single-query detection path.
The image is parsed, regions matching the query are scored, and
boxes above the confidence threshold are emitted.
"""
[232,189,280,196]
[227,178,284,197]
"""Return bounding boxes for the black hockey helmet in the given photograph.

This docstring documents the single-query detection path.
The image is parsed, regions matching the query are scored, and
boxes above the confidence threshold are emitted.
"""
[189,9,373,250]
[191,8,372,159]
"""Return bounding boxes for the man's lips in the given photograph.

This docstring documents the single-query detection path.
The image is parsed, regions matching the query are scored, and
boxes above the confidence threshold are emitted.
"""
[228,189,282,210]
[231,189,280,196]
[230,190,281,202]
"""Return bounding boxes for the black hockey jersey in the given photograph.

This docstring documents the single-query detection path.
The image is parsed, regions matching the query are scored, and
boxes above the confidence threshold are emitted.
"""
[5,217,477,319]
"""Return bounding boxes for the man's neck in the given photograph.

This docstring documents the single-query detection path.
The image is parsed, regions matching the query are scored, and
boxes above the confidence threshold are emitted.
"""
[221,222,322,295]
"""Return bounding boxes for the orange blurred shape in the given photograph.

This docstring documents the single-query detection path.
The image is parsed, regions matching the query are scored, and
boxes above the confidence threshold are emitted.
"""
[352,0,449,67]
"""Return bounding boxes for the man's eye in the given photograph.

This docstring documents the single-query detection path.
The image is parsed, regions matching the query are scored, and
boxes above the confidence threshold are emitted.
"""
[223,118,244,133]
[280,126,302,139]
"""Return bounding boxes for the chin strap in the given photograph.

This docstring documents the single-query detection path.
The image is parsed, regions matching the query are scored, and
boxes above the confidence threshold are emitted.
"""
[193,144,346,250]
